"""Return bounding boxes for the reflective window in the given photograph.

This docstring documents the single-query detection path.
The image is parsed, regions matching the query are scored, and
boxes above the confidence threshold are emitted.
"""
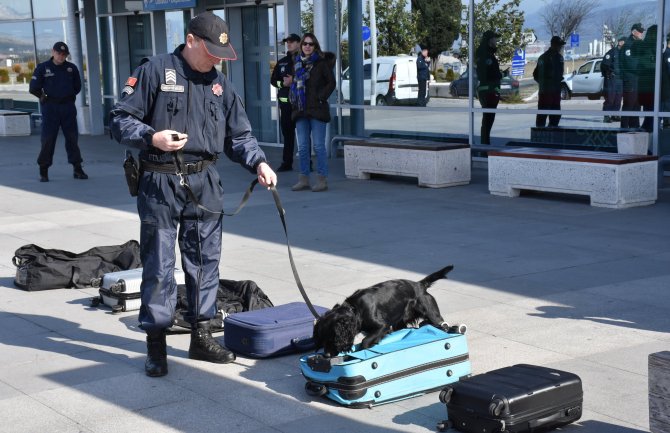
[0,22,34,64]
[165,10,186,53]
[0,0,31,19]
[34,20,67,63]
[32,0,67,18]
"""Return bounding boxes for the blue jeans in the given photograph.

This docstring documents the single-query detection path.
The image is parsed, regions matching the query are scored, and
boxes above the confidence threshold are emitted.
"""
[295,117,328,177]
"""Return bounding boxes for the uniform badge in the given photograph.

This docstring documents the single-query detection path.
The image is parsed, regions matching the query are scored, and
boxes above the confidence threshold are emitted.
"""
[125,77,138,87]
[625,49,631,56]
[605,54,610,59]
[67,67,72,72]
[160,68,185,92]
[122,86,134,95]
[212,83,223,96]
[220,33,228,45]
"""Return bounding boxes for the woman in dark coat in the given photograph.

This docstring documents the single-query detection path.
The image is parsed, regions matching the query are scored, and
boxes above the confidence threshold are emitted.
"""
[289,33,336,192]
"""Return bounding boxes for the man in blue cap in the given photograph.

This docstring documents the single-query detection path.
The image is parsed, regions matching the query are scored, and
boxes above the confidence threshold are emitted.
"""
[601,35,626,123]
[29,41,87,182]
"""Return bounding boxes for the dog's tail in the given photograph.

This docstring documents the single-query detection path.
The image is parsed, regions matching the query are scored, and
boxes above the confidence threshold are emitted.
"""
[419,265,454,289]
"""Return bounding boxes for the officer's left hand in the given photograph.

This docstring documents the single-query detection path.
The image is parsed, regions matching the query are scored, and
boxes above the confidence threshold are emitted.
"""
[256,162,277,188]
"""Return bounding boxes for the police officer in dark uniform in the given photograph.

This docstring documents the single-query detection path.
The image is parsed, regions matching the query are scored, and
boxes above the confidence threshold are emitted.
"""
[534,36,565,127]
[109,12,277,377]
[601,36,625,123]
[661,33,670,128]
[475,30,502,145]
[620,23,645,128]
[271,33,300,171]
[29,42,87,182]
[416,45,430,106]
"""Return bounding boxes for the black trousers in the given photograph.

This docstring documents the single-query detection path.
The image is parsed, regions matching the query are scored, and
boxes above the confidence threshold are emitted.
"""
[621,79,641,128]
[478,90,500,145]
[536,91,562,127]
[279,102,296,167]
[417,79,427,106]
[37,102,82,168]
[602,77,623,113]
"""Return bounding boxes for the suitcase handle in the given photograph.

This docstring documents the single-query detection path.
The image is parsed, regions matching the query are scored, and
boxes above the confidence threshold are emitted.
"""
[528,410,564,429]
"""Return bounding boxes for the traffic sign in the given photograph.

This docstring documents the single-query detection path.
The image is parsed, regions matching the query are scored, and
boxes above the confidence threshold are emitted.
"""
[571,33,579,48]
[512,48,525,74]
[362,26,371,42]
[523,31,537,44]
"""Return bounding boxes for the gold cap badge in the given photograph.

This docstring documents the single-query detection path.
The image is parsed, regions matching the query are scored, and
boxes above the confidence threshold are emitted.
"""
[219,33,228,45]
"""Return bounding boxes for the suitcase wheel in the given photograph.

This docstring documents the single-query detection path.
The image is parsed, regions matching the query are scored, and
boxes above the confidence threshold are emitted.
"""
[489,398,505,417]
[90,297,101,307]
[439,386,454,404]
[305,381,328,397]
[111,304,124,314]
[436,420,452,432]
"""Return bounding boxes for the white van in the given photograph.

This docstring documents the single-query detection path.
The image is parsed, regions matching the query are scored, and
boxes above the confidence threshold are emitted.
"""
[339,55,428,106]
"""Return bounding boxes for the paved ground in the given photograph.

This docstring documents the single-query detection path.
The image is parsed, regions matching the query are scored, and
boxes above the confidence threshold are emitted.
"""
[0,132,668,433]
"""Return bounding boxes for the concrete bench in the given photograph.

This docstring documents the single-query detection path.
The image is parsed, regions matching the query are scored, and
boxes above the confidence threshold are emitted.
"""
[488,147,658,208]
[506,140,617,153]
[650,351,670,433]
[0,110,31,136]
[344,138,471,188]
[531,126,643,148]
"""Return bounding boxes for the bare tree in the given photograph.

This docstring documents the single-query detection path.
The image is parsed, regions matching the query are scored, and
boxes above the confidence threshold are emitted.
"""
[541,0,600,40]
[601,6,656,46]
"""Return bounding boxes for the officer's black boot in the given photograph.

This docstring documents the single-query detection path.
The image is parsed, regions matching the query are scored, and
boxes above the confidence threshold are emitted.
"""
[145,331,168,377]
[189,321,236,363]
[39,166,49,182]
[73,163,88,180]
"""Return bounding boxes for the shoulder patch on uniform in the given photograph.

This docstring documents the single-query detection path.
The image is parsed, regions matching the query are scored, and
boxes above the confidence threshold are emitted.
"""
[125,77,138,87]
[625,49,631,56]
[122,85,135,95]
[605,54,610,59]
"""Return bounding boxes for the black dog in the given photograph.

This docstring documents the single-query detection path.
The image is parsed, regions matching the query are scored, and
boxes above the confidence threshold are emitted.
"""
[313,265,462,357]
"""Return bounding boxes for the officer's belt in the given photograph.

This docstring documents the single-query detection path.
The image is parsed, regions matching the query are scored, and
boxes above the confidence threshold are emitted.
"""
[45,96,75,104]
[141,158,215,175]
[477,84,500,91]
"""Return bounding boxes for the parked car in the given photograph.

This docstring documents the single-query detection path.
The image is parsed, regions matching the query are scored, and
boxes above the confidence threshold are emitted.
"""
[561,59,604,100]
[449,68,520,100]
[339,55,428,106]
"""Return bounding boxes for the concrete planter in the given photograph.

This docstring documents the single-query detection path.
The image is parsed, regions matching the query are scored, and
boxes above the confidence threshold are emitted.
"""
[617,132,649,155]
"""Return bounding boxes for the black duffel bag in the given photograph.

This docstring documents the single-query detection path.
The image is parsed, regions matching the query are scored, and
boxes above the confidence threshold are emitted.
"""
[12,240,141,291]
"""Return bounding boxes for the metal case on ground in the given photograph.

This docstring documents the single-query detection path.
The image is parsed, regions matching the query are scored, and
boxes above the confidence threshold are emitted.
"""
[98,268,185,313]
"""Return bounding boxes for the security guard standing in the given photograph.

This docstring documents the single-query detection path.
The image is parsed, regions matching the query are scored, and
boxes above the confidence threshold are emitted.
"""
[534,36,566,127]
[620,23,645,128]
[475,30,502,145]
[29,42,87,182]
[109,12,277,377]
[601,36,625,123]
[416,45,430,106]
[270,33,300,172]
[662,33,670,128]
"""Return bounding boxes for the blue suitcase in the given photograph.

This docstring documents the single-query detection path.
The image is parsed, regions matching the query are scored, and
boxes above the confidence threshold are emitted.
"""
[223,302,328,358]
[300,325,471,408]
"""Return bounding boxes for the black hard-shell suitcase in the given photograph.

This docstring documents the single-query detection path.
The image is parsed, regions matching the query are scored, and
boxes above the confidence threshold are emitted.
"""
[438,364,583,433]
[223,302,328,358]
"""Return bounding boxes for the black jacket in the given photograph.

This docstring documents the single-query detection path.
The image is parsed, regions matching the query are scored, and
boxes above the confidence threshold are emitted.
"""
[416,53,430,81]
[271,53,294,104]
[620,35,642,89]
[475,46,502,89]
[291,52,336,123]
[601,46,621,79]
[534,48,564,93]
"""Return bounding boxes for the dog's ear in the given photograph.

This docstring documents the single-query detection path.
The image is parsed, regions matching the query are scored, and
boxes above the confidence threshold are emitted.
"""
[333,313,359,353]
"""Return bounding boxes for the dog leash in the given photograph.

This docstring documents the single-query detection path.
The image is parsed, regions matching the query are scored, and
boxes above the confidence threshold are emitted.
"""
[173,159,321,319]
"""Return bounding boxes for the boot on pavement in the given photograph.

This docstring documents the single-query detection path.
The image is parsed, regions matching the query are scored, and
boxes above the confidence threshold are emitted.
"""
[189,321,236,363]
[291,174,311,191]
[145,331,168,377]
[311,175,328,192]
[73,163,89,180]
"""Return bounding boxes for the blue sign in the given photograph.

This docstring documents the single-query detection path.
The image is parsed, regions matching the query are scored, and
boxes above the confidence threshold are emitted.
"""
[143,0,196,11]
[511,48,525,76]
[571,33,579,48]
[362,26,371,42]
[512,48,525,62]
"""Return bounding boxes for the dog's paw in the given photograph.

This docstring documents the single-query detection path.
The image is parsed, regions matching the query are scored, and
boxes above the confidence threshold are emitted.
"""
[447,323,467,335]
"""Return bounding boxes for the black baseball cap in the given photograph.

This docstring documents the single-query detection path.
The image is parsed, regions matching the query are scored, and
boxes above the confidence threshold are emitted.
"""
[53,42,69,55]
[631,23,645,33]
[550,36,566,46]
[188,12,237,60]
[482,30,500,41]
[282,33,301,43]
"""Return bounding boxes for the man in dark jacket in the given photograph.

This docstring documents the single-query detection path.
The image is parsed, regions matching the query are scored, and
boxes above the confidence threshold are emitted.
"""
[601,36,625,123]
[416,46,430,107]
[534,36,566,127]
[662,33,670,127]
[620,23,645,128]
[476,30,502,144]
[271,33,300,171]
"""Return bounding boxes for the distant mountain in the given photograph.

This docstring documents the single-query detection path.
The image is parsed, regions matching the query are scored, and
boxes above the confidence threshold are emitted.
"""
[524,0,658,54]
